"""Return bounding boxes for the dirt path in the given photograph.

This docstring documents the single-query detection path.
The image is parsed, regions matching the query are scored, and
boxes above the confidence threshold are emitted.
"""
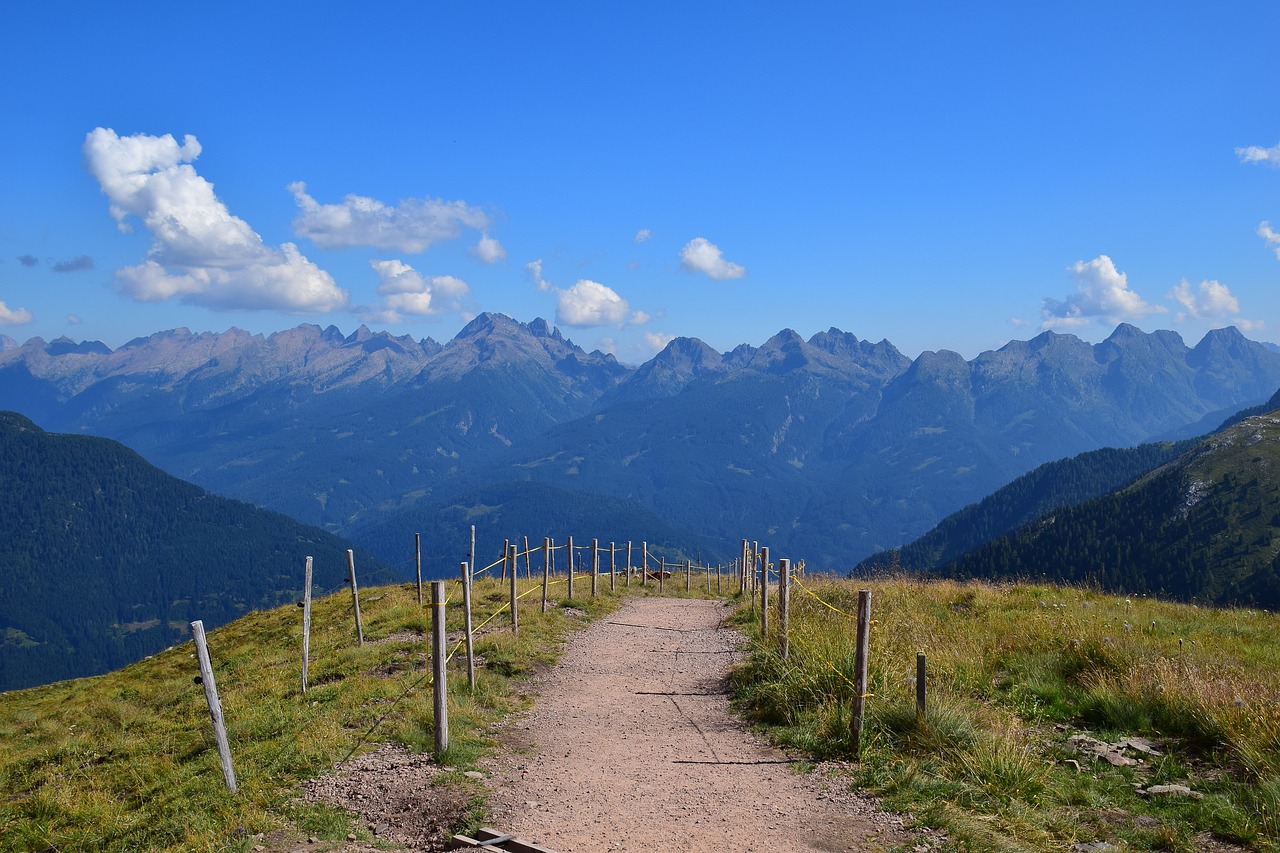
[480,597,913,852]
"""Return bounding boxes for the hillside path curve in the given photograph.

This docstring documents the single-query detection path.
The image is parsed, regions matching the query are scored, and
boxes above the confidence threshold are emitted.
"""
[480,596,910,852]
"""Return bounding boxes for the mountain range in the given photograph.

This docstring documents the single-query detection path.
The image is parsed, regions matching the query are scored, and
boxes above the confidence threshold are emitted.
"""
[3,315,1279,568]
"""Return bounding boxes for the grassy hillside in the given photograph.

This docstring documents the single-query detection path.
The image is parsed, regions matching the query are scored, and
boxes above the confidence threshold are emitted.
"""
[0,411,388,691]
[0,574,641,852]
[732,574,1280,851]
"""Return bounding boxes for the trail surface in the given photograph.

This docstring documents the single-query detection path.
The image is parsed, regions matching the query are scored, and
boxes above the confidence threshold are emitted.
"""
[481,596,912,852]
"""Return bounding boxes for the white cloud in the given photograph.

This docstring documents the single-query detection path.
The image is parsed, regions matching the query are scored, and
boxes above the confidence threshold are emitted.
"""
[289,182,491,253]
[1168,278,1239,321]
[680,237,746,280]
[643,331,675,352]
[1040,255,1165,330]
[1008,316,1029,327]
[0,300,33,325]
[525,258,553,292]
[67,314,82,325]
[635,228,651,243]
[366,259,468,322]
[556,279,631,327]
[1260,221,1280,260]
[471,233,506,264]
[84,128,347,313]
[630,309,651,325]
[1237,142,1280,167]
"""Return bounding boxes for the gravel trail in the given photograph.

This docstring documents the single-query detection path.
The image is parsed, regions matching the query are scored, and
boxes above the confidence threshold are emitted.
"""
[481,596,910,852]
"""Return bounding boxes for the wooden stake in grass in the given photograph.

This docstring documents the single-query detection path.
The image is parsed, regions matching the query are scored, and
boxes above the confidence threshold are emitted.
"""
[779,558,790,660]
[759,546,770,639]
[509,543,519,634]
[851,589,872,758]
[591,538,599,598]
[542,537,551,614]
[430,581,449,755]
[301,556,313,694]
[461,561,476,691]
[190,619,236,794]
[916,652,926,725]
[346,549,364,646]
[415,532,423,606]
[567,535,575,599]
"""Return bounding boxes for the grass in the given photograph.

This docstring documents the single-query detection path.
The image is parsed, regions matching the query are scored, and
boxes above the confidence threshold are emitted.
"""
[0,561,653,853]
[729,573,1280,851]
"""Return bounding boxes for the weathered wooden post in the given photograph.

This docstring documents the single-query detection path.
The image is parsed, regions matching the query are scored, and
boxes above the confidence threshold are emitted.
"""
[524,535,532,580]
[916,652,926,725]
[626,541,633,587]
[508,543,519,634]
[851,589,872,758]
[706,557,712,593]
[461,562,476,691]
[346,549,364,646]
[779,558,791,660]
[190,620,236,793]
[641,541,648,587]
[660,556,666,593]
[567,535,575,599]
[759,547,770,639]
[301,556,313,694]
[716,562,722,595]
[500,538,509,581]
[610,541,617,592]
[415,533,423,606]
[740,540,748,595]
[591,538,599,598]
[431,581,449,755]
[685,558,691,592]
[542,537,551,614]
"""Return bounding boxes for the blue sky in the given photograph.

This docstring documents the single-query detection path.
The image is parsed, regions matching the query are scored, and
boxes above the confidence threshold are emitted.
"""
[2,3,1278,362]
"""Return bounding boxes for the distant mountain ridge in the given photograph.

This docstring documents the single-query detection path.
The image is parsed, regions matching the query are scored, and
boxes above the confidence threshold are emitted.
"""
[0,412,385,692]
[3,316,1279,567]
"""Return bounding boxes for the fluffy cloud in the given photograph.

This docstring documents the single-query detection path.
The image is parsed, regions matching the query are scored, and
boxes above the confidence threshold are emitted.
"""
[471,233,506,264]
[1168,278,1239,321]
[679,237,746,280]
[643,331,675,352]
[557,279,632,327]
[290,182,492,254]
[635,228,651,243]
[1260,222,1280,260]
[52,255,94,273]
[84,128,347,313]
[525,258,553,292]
[0,300,33,325]
[1040,255,1165,330]
[1237,142,1280,167]
[366,259,468,322]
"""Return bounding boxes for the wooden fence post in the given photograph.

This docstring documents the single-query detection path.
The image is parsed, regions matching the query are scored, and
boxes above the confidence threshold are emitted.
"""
[591,538,599,598]
[685,558,691,592]
[461,562,476,691]
[759,546,770,639]
[641,541,648,587]
[542,537,551,613]
[851,589,872,758]
[916,652,926,725]
[524,535,532,579]
[779,558,790,660]
[610,541,617,592]
[501,538,509,581]
[469,525,476,588]
[626,541,633,587]
[508,543,519,634]
[567,535,575,600]
[740,540,748,595]
[190,620,236,793]
[415,533,423,606]
[346,549,364,646]
[660,556,666,593]
[431,581,449,755]
[301,556,313,694]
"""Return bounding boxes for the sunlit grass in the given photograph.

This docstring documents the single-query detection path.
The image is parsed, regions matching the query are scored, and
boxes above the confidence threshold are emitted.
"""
[730,573,1280,851]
